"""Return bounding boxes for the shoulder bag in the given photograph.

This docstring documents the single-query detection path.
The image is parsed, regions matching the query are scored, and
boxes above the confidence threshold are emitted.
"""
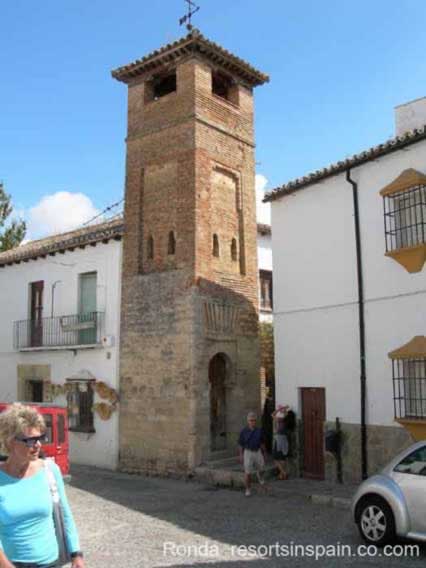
[44,460,71,566]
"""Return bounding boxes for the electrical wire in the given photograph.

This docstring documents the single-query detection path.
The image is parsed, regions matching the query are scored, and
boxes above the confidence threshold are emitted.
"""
[81,197,124,227]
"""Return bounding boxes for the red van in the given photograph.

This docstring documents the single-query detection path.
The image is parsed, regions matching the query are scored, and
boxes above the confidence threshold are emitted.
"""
[0,403,70,475]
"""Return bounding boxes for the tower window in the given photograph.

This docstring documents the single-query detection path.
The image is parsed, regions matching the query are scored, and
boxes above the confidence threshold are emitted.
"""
[147,236,154,260]
[231,238,237,261]
[212,71,239,106]
[145,71,177,102]
[259,269,273,311]
[213,234,220,257]
[168,231,176,255]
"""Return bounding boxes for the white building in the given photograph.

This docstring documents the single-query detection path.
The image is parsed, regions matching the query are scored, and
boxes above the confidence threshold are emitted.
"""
[265,97,426,483]
[0,218,271,469]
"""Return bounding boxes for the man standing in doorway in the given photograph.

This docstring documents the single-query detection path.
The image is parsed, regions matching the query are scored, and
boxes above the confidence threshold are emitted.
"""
[238,412,266,497]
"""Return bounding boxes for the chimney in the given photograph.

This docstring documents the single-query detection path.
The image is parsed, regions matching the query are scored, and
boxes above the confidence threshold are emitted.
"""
[395,96,426,136]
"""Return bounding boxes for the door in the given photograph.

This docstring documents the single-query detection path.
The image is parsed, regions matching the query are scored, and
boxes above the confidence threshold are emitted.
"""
[301,387,326,480]
[209,354,227,451]
[30,281,44,347]
[78,272,97,344]
[393,444,426,534]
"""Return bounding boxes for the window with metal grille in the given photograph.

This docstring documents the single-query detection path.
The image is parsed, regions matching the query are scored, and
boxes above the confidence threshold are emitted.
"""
[393,358,426,420]
[383,185,426,252]
[67,381,95,433]
[259,269,273,311]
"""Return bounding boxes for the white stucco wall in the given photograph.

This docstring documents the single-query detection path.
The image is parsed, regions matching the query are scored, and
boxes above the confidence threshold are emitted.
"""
[257,233,273,272]
[395,97,426,136]
[0,239,122,469]
[272,138,426,427]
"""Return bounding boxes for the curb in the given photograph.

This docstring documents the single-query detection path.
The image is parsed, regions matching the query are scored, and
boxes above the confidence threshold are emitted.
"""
[310,493,351,510]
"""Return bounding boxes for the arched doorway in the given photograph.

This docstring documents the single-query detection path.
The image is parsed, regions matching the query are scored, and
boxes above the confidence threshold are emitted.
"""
[209,353,228,451]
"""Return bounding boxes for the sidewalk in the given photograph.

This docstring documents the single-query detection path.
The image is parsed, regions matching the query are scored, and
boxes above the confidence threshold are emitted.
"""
[193,458,357,510]
[268,477,357,510]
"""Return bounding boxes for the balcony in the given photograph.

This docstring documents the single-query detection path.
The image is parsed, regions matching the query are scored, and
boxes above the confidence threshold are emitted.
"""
[14,312,105,351]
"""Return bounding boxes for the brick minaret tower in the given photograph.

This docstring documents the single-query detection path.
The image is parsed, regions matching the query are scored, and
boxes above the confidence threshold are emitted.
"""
[112,30,268,473]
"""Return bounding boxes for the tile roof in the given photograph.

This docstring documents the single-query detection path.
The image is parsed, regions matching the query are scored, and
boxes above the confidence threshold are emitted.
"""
[112,28,269,87]
[0,217,123,267]
[0,215,269,267]
[264,126,426,202]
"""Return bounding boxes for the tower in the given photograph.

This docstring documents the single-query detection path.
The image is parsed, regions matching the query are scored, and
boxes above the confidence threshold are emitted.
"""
[112,29,269,473]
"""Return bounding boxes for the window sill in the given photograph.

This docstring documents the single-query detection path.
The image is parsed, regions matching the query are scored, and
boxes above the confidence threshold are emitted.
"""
[145,91,177,106]
[69,427,96,434]
[385,243,426,273]
[212,93,240,110]
[396,418,426,441]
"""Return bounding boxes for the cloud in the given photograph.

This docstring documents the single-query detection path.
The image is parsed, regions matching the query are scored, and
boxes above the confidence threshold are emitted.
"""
[27,191,100,240]
[256,174,271,225]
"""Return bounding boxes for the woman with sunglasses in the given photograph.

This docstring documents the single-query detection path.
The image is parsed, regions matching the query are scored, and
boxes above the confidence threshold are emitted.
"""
[0,403,84,568]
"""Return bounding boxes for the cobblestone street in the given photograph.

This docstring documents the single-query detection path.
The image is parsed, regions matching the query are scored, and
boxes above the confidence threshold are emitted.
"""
[68,466,425,567]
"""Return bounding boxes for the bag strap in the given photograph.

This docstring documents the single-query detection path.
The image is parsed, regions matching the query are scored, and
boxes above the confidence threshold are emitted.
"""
[44,460,60,504]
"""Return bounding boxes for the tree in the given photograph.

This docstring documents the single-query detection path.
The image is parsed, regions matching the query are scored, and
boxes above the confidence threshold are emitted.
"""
[0,183,26,252]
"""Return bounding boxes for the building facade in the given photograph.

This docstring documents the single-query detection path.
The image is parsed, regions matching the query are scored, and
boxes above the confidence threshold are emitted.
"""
[0,219,123,469]
[0,214,271,470]
[266,98,426,483]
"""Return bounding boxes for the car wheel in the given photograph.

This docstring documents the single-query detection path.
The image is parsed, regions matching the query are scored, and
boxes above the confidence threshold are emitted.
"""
[356,495,396,546]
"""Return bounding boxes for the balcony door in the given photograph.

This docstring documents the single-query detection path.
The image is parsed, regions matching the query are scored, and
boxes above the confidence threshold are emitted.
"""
[78,272,97,344]
[30,281,44,347]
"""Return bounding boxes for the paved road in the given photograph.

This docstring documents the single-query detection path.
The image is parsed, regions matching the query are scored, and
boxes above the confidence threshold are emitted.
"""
[68,466,425,568]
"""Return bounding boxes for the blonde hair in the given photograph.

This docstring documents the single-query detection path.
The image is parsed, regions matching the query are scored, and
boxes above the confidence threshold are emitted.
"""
[0,403,46,452]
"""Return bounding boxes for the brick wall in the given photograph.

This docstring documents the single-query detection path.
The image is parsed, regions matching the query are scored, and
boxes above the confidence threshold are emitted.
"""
[119,53,262,474]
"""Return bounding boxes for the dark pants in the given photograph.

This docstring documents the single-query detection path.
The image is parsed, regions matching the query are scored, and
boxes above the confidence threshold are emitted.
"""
[14,562,58,568]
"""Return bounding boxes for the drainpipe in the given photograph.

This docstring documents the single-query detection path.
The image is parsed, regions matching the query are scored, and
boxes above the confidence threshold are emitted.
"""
[346,170,368,480]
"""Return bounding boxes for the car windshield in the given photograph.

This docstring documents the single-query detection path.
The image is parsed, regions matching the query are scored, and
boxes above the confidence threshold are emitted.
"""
[394,445,426,476]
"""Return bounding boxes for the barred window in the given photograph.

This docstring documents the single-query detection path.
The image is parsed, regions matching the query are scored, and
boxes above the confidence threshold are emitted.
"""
[67,380,95,433]
[383,185,426,252]
[393,358,426,420]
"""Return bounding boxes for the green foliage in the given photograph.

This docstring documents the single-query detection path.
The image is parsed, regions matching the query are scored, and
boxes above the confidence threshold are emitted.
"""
[259,321,274,341]
[0,184,26,252]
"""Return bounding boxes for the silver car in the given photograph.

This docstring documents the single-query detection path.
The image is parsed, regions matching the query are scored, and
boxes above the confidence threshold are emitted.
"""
[352,441,426,545]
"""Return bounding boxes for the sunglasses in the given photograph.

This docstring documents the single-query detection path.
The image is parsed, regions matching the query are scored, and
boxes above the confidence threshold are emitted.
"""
[15,434,47,448]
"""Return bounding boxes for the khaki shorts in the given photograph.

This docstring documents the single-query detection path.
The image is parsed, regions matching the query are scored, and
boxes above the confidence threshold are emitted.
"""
[243,449,265,474]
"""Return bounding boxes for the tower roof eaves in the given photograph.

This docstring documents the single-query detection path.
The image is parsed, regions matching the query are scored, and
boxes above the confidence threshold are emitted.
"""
[111,29,269,87]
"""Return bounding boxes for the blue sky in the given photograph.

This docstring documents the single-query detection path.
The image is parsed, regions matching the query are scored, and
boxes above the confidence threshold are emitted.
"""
[2,0,426,237]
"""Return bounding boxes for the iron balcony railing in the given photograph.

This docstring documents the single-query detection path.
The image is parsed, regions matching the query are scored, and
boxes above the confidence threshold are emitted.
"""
[14,312,104,350]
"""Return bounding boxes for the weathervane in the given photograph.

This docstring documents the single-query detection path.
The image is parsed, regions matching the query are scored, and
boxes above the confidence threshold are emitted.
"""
[179,0,200,31]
